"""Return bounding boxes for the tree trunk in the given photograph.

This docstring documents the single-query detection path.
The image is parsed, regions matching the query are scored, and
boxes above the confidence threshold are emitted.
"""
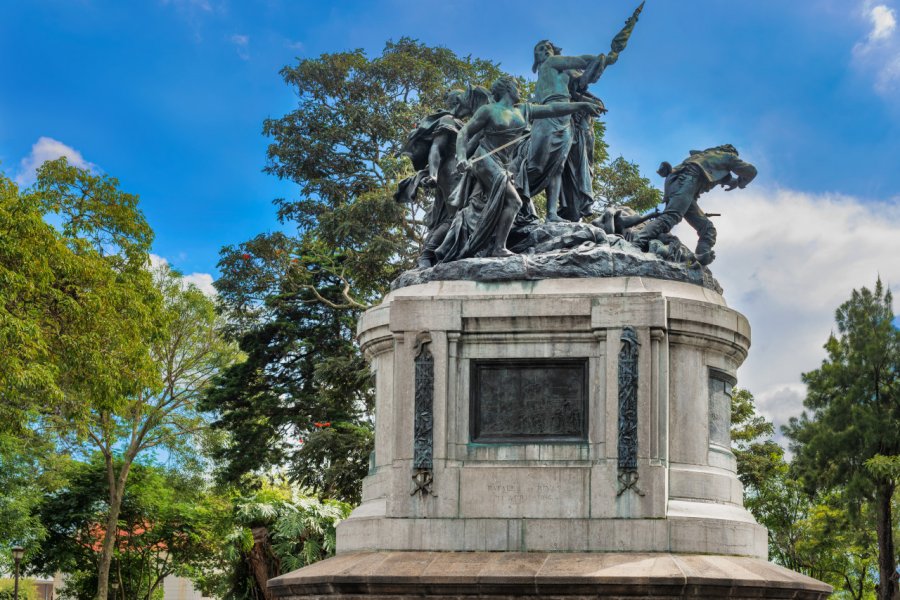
[874,483,897,600]
[96,455,133,600]
[96,482,121,599]
[248,527,275,600]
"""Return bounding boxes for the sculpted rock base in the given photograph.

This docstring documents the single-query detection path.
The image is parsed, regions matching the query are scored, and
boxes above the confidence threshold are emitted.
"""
[395,222,722,293]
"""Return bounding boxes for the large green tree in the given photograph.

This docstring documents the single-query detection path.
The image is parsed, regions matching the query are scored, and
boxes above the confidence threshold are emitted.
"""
[0,160,158,433]
[731,387,785,493]
[42,260,239,600]
[31,459,228,600]
[204,234,373,503]
[10,161,239,599]
[786,279,900,600]
[2,159,168,599]
[732,388,879,597]
[204,39,505,503]
[204,38,661,504]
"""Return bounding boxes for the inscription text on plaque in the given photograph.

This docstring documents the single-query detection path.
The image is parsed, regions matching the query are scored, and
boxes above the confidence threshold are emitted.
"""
[469,358,588,443]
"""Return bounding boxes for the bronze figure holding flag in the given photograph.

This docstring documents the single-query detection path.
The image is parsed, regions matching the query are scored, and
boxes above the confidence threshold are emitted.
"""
[517,2,645,223]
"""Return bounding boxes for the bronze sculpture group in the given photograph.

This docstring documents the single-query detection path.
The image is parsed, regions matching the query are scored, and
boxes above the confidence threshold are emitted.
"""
[396,2,756,271]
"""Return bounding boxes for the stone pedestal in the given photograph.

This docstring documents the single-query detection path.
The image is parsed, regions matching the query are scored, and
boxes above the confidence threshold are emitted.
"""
[270,278,830,598]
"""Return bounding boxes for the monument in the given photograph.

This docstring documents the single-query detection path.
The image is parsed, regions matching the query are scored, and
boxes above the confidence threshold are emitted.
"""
[269,6,831,598]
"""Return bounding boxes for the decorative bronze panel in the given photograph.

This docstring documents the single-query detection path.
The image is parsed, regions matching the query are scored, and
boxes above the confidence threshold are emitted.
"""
[470,359,588,443]
[413,344,434,470]
[617,327,639,472]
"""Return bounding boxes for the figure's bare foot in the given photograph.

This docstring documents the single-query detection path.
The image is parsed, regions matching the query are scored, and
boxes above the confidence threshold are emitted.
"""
[490,247,515,258]
[696,250,716,266]
[545,212,564,223]
[649,239,669,258]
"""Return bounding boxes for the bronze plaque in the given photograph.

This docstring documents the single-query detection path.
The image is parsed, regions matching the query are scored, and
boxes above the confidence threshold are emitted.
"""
[470,359,588,443]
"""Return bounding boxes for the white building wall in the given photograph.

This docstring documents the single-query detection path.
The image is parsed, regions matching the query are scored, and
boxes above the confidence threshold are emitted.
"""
[162,575,213,600]
[50,572,212,600]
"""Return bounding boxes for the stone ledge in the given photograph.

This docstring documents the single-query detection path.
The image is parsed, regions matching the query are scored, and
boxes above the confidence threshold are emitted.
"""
[335,515,767,557]
[268,551,831,599]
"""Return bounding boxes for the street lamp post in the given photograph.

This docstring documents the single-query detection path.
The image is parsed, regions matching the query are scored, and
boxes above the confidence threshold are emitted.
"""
[11,545,24,600]
[110,580,119,600]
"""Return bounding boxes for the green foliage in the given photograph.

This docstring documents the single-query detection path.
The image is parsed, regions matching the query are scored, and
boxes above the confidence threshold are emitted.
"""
[33,158,153,267]
[785,279,899,599]
[0,579,39,600]
[0,159,181,600]
[729,387,797,565]
[199,481,351,599]
[751,467,878,596]
[730,387,784,492]
[0,161,158,431]
[866,454,900,481]
[54,261,239,600]
[30,459,228,600]
[788,279,900,499]
[594,155,662,212]
[0,431,50,570]
[204,234,373,503]
[269,495,349,572]
[263,38,505,300]
[291,422,374,504]
[5,158,237,599]
[794,492,878,599]
[205,39,504,503]
[731,387,880,597]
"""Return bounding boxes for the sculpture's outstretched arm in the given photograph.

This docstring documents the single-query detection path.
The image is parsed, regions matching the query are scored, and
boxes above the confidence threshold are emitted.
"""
[530,101,604,120]
[544,54,592,71]
[722,159,758,191]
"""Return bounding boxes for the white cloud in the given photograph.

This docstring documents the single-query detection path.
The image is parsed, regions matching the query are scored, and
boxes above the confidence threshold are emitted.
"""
[673,187,900,437]
[15,137,95,186]
[150,253,217,297]
[230,34,250,60]
[868,4,897,40]
[182,272,217,296]
[853,2,900,95]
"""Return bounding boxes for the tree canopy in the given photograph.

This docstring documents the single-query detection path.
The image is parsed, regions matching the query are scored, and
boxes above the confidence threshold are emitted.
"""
[0,160,158,431]
[786,279,900,600]
[731,387,879,597]
[2,158,238,599]
[31,459,227,600]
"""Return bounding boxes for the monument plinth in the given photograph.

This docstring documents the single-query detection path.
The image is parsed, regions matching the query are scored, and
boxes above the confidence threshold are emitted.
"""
[269,278,831,599]
[270,6,830,596]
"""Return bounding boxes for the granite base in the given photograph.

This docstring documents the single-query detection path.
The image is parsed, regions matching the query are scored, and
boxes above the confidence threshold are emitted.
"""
[268,551,831,599]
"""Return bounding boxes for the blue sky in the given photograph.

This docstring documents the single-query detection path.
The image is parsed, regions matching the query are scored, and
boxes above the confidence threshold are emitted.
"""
[2,0,900,430]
